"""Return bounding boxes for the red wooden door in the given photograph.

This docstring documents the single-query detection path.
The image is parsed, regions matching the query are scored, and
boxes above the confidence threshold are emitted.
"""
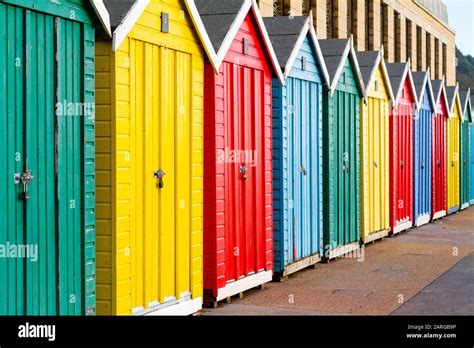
[224,62,266,282]
[432,108,447,215]
[390,83,414,230]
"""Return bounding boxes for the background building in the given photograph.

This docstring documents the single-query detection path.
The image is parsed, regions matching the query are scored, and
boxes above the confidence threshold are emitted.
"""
[257,0,456,85]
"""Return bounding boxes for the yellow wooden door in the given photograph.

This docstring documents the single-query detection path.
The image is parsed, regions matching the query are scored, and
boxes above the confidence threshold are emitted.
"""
[130,39,193,312]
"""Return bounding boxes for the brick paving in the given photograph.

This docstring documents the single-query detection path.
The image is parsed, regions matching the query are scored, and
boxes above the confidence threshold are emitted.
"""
[203,207,474,316]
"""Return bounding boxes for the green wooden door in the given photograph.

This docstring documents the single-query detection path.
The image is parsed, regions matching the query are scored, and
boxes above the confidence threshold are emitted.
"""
[0,3,95,316]
[0,5,26,315]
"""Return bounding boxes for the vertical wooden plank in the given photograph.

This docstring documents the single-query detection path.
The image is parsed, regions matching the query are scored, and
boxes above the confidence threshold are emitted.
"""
[143,42,153,307]
[175,51,191,297]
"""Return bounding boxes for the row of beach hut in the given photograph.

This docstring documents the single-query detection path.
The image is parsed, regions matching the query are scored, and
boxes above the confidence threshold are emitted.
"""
[0,0,472,316]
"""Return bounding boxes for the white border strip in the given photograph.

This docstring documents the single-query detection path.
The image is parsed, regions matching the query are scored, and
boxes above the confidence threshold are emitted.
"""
[112,0,150,51]
[432,210,446,220]
[281,15,330,86]
[216,270,272,301]
[145,298,202,316]
[90,0,112,37]
[392,220,413,234]
[415,214,431,227]
[184,0,219,72]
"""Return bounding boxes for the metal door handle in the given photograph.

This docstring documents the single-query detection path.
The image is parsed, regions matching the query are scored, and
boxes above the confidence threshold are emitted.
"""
[153,170,166,188]
[373,161,378,168]
[342,164,349,173]
[240,166,248,181]
[14,169,34,201]
[300,165,307,176]
[400,160,404,169]
[437,160,441,168]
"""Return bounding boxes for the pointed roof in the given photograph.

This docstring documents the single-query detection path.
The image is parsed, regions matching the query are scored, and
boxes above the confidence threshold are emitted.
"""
[263,15,329,84]
[89,0,112,37]
[459,88,472,122]
[355,48,394,102]
[411,69,436,111]
[318,37,366,99]
[194,0,245,53]
[386,61,418,107]
[445,84,462,117]
[185,0,284,81]
[431,77,450,116]
[102,0,150,50]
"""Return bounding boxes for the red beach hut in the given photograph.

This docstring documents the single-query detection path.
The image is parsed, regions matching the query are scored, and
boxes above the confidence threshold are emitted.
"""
[431,78,449,220]
[386,62,418,234]
[186,0,283,304]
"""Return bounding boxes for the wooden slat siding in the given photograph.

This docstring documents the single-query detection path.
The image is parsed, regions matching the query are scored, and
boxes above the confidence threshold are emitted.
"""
[114,37,132,315]
[83,22,97,315]
[95,41,114,316]
[273,35,324,271]
[203,64,218,295]
[3,0,94,24]
[96,0,204,314]
[264,75,274,271]
[203,12,274,294]
[191,50,204,300]
[361,65,390,240]
[272,76,285,272]
[323,58,361,253]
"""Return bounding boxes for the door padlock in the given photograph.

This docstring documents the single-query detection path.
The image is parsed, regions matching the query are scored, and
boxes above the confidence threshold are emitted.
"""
[239,166,248,180]
[437,160,441,168]
[153,170,166,188]
[373,161,378,168]
[400,160,405,169]
[421,160,425,169]
[299,165,307,176]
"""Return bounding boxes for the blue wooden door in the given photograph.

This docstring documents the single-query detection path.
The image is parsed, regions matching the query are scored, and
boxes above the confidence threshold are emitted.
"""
[413,92,432,225]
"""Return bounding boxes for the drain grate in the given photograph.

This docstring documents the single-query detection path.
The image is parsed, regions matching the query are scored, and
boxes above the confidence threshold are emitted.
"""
[333,289,373,297]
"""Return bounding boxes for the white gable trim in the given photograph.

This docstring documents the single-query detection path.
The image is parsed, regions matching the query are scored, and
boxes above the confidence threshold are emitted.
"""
[214,0,252,70]
[414,69,436,112]
[379,54,395,103]
[112,0,150,51]
[250,0,284,83]
[329,39,351,94]
[362,48,394,103]
[90,0,112,37]
[283,18,310,79]
[282,15,329,86]
[329,37,367,101]
[393,61,418,108]
[184,0,219,73]
[461,88,472,122]
[308,18,330,87]
[434,76,450,117]
[447,83,462,118]
[184,0,283,82]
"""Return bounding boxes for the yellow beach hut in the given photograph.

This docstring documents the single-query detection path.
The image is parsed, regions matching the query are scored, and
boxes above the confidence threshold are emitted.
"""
[445,84,462,214]
[356,48,395,243]
[95,0,211,316]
